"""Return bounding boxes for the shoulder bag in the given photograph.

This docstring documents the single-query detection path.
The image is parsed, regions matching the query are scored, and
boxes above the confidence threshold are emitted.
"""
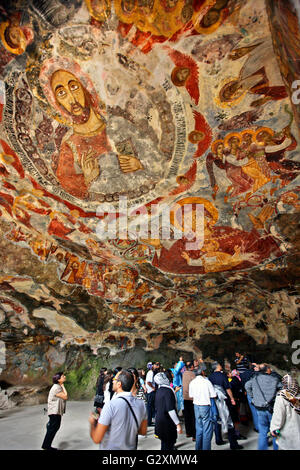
[94,393,104,407]
[254,376,275,413]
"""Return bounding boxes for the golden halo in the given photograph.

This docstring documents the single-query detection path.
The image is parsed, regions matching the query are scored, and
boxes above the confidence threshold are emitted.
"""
[224,132,242,147]
[170,197,219,232]
[194,7,228,34]
[241,129,255,137]
[0,152,15,164]
[0,21,26,55]
[211,139,224,154]
[254,127,275,144]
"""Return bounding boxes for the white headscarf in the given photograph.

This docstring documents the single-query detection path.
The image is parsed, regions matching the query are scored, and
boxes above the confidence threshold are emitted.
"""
[154,372,170,387]
[278,374,300,414]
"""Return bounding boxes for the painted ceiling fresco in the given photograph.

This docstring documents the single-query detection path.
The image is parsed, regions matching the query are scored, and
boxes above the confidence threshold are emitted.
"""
[0,0,299,390]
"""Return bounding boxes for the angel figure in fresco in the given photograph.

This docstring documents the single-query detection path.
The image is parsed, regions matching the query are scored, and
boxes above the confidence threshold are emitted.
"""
[169,111,212,196]
[189,111,213,159]
[39,59,144,199]
[150,197,282,275]
[167,48,200,105]
[219,37,288,107]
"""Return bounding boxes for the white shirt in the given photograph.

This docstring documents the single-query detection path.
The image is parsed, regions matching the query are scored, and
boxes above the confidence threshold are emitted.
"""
[189,376,217,406]
[145,370,155,394]
[104,382,111,404]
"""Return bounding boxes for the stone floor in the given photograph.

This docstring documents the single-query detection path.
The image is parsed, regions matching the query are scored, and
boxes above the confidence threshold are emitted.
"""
[0,400,266,451]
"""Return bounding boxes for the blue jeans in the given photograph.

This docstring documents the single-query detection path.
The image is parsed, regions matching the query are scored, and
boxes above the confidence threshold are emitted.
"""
[194,405,213,450]
[256,409,278,450]
[247,395,258,431]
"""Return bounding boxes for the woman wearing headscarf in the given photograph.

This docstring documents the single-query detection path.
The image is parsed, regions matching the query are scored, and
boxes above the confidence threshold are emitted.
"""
[270,374,300,450]
[154,372,183,451]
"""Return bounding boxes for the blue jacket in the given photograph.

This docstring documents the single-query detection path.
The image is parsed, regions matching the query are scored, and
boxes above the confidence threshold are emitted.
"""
[172,361,185,387]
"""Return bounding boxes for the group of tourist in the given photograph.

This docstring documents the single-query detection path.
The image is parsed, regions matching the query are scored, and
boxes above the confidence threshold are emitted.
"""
[41,352,300,451]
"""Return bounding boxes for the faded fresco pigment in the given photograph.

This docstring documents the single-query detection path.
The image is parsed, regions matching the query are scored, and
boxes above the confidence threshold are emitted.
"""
[0,0,299,403]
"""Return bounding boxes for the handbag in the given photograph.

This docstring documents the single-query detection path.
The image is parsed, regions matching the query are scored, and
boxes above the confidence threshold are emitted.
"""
[94,393,104,407]
[254,376,275,413]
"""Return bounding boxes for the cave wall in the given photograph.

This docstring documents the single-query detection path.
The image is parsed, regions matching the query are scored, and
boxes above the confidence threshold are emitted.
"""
[0,0,299,405]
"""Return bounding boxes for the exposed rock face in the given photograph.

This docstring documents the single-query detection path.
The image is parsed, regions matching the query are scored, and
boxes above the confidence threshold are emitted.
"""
[0,0,299,404]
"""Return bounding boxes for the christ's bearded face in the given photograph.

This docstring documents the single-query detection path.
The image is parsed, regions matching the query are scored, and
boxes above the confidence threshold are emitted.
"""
[51,69,91,124]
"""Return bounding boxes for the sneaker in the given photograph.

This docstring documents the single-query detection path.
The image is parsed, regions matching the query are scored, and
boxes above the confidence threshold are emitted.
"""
[230,444,244,450]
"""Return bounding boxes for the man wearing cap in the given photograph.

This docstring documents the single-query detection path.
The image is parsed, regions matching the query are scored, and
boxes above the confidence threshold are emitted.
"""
[189,363,217,450]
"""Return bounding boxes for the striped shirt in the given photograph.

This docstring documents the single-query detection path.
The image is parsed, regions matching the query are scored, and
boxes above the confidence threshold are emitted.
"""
[235,356,250,373]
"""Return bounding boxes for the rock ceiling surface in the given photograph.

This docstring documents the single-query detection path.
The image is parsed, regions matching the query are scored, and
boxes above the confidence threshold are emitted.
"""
[0,0,299,386]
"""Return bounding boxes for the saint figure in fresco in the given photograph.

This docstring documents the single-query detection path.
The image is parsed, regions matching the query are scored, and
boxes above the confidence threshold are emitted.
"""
[41,64,143,199]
